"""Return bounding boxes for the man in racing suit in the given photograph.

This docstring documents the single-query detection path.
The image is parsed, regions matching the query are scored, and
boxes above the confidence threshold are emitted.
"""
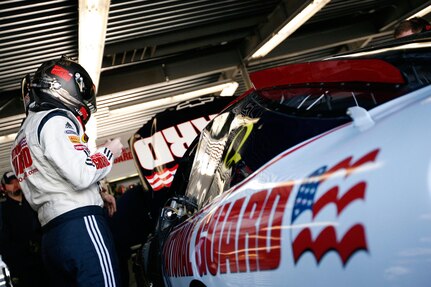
[10,57,123,286]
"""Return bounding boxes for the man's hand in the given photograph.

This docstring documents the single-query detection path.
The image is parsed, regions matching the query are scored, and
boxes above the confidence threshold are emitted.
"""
[103,137,123,159]
[100,191,117,217]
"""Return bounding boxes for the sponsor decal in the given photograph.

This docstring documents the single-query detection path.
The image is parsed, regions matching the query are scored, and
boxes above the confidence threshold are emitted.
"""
[114,148,133,164]
[136,118,213,170]
[51,65,72,81]
[90,153,111,169]
[163,148,379,277]
[135,116,215,191]
[65,122,73,129]
[65,130,78,135]
[163,185,292,277]
[145,164,178,191]
[68,135,81,144]
[11,137,38,181]
[223,123,253,169]
[81,133,88,143]
[74,144,88,151]
[290,148,379,265]
[134,96,234,193]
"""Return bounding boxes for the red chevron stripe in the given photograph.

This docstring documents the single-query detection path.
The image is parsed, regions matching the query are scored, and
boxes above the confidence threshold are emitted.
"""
[312,182,366,218]
[320,149,380,185]
[292,224,367,265]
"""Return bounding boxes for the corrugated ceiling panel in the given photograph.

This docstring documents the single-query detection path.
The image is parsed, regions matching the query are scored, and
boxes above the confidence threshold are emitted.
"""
[311,0,395,23]
[106,0,279,44]
[0,0,78,92]
[0,0,80,177]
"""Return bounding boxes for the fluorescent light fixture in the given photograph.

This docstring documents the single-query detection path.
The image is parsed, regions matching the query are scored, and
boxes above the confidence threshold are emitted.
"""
[110,173,139,183]
[408,5,431,19]
[251,0,330,59]
[109,81,238,116]
[220,81,239,96]
[329,42,431,59]
[0,133,17,144]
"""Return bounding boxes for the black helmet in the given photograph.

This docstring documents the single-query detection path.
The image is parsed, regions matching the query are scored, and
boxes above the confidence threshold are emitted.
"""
[21,74,34,115]
[31,56,96,124]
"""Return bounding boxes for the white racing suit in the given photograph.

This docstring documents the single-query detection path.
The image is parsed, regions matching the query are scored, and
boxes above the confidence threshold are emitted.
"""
[10,108,119,286]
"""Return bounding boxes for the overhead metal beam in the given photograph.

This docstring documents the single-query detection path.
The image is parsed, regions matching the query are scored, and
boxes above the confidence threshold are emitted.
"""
[78,0,110,90]
[377,0,431,32]
[241,0,306,61]
[98,47,241,96]
[258,20,382,62]
[241,0,428,63]
[104,16,264,54]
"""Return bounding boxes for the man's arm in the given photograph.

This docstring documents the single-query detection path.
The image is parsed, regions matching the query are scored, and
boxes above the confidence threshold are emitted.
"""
[39,113,122,190]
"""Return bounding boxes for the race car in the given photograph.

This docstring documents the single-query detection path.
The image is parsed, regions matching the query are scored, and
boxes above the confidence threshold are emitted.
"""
[134,33,431,287]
